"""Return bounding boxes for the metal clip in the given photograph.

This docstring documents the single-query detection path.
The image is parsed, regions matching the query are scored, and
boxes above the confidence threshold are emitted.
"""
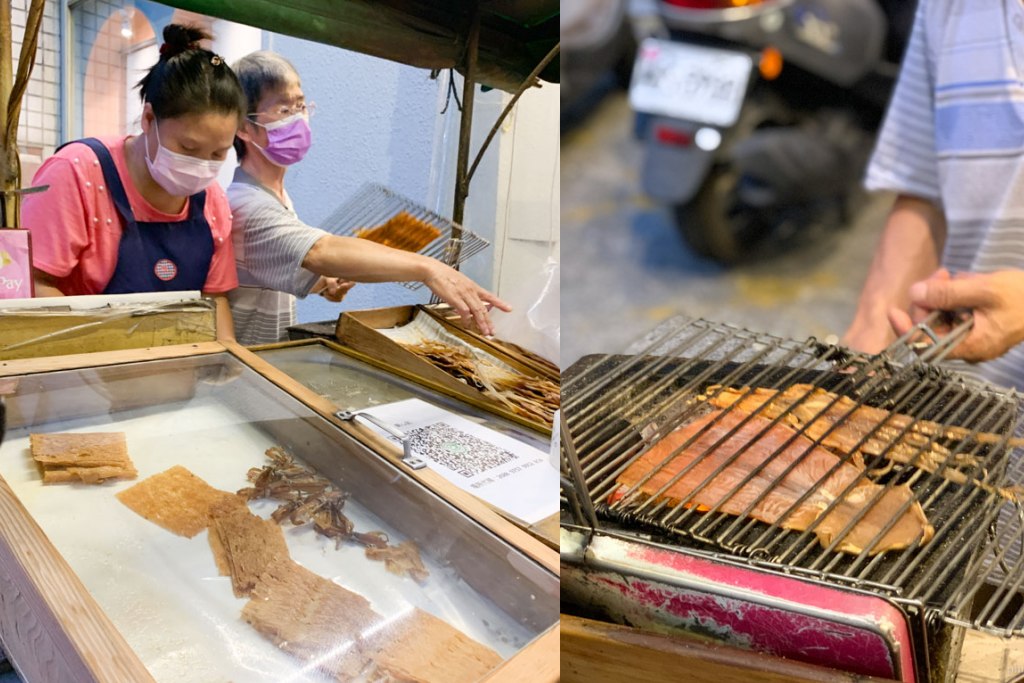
[904,309,974,362]
[335,410,426,470]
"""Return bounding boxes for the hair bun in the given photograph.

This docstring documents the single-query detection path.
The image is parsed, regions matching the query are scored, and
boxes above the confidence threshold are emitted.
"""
[160,23,211,60]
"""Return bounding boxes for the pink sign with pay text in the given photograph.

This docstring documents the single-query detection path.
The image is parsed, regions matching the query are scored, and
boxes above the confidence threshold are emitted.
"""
[0,230,34,299]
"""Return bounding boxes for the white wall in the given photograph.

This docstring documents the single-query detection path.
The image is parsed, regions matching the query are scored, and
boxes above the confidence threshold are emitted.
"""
[492,83,561,300]
[210,21,262,192]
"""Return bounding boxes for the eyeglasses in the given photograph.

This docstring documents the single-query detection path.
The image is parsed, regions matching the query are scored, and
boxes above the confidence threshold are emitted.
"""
[248,101,317,120]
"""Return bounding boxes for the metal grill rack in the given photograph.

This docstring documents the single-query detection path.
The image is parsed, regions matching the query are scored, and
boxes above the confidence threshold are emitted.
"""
[320,183,490,290]
[561,316,1024,638]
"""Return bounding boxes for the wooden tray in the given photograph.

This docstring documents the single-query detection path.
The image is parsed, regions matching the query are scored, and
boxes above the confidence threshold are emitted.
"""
[335,306,555,436]
[417,304,559,381]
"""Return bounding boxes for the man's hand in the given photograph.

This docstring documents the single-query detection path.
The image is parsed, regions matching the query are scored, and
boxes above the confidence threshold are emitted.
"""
[841,323,897,356]
[888,269,1024,362]
[422,262,512,336]
[841,194,946,357]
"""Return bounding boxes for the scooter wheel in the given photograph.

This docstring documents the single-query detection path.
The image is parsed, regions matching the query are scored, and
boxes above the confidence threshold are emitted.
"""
[674,168,774,265]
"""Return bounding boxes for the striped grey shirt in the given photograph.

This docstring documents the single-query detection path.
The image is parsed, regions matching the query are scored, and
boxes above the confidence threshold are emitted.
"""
[226,168,325,346]
[867,0,1024,392]
[867,0,1024,582]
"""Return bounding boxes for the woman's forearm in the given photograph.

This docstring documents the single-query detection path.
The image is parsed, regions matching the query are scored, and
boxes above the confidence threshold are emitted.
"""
[207,293,235,342]
[32,269,65,297]
[301,235,436,283]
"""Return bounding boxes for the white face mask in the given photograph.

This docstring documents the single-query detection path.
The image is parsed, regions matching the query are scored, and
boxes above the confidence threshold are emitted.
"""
[144,118,224,196]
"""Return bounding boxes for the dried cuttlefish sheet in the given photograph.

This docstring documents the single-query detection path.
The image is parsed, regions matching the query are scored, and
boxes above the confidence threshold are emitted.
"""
[117,465,243,537]
[31,432,138,484]
[350,602,504,682]
[243,558,380,680]
[239,446,429,581]
[703,384,1019,499]
[615,409,934,555]
[355,211,441,252]
[404,339,559,427]
[243,557,502,682]
[208,498,291,598]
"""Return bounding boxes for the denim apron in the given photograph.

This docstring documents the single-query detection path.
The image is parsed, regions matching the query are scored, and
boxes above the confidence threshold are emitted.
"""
[63,138,215,293]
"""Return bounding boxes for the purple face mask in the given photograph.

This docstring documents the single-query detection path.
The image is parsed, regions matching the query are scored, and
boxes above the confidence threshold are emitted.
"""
[253,112,312,166]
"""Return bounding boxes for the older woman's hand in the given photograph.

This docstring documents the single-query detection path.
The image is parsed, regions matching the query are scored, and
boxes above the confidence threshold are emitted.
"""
[422,262,511,336]
[314,277,356,303]
[888,268,1024,362]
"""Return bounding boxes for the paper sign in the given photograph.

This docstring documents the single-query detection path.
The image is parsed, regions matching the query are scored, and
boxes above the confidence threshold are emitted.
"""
[0,230,33,299]
[360,399,559,525]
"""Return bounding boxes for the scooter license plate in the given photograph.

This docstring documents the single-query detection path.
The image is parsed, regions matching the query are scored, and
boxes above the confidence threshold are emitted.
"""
[629,38,753,127]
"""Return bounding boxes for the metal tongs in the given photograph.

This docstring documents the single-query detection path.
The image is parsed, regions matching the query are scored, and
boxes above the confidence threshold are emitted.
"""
[898,308,974,364]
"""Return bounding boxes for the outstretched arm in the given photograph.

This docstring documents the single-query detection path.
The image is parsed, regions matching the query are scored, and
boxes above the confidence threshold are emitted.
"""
[302,235,511,335]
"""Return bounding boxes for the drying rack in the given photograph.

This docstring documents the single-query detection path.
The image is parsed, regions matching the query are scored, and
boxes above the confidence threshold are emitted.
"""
[320,183,490,290]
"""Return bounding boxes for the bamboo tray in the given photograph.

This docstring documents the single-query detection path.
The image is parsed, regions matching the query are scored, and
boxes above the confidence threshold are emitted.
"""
[334,306,557,436]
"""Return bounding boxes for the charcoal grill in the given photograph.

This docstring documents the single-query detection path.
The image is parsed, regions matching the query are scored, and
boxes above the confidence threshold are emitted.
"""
[560,316,1024,682]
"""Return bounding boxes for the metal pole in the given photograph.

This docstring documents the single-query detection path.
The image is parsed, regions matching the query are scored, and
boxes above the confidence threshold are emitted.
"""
[450,6,480,263]
[0,0,14,227]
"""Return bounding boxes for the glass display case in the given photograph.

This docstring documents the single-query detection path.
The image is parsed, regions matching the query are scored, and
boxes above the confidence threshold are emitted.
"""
[0,346,559,683]
[251,340,560,547]
[254,341,548,452]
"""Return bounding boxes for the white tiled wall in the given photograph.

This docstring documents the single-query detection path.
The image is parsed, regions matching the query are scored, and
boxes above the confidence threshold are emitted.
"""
[11,0,62,175]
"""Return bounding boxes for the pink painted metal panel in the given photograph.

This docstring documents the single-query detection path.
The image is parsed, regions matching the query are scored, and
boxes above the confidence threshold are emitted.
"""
[573,537,917,681]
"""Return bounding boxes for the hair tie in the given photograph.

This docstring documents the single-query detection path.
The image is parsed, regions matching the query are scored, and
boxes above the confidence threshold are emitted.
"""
[158,40,202,58]
[211,55,223,66]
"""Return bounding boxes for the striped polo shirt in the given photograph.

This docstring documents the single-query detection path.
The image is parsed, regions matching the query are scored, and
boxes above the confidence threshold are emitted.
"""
[226,167,325,346]
[867,0,1024,391]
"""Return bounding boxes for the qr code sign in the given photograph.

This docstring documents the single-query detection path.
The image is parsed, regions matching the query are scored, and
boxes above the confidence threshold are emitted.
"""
[407,423,516,477]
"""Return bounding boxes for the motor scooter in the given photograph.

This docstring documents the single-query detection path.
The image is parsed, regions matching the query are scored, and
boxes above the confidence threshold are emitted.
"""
[629,0,914,263]
[562,0,636,124]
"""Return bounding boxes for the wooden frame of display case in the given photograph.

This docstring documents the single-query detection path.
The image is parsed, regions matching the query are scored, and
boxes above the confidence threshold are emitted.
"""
[561,611,1024,681]
[560,615,899,683]
[0,299,218,361]
[0,342,558,683]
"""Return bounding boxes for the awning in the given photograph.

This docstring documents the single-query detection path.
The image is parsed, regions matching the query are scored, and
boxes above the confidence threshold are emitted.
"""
[155,0,560,92]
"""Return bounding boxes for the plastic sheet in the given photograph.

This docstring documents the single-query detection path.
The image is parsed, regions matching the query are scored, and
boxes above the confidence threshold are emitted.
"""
[0,292,215,360]
[492,257,560,367]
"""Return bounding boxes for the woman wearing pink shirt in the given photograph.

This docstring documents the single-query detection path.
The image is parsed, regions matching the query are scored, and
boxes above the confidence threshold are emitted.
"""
[22,24,245,340]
